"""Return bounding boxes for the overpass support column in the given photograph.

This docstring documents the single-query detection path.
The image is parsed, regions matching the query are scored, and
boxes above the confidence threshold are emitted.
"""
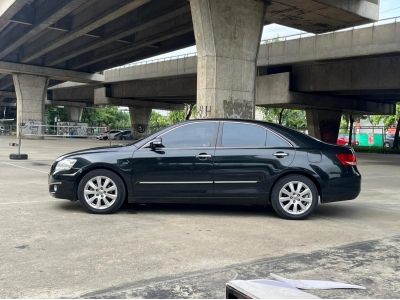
[190,0,265,119]
[306,110,342,144]
[67,107,83,122]
[129,107,152,140]
[13,74,49,139]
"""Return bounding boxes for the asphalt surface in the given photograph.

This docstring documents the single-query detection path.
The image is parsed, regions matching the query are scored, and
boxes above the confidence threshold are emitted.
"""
[0,136,399,298]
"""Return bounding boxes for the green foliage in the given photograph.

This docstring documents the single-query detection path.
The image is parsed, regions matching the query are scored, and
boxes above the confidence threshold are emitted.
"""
[81,106,130,129]
[259,107,306,128]
[150,105,196,130]
[370,105,400,127]
[150,111,171,128]
[46,107,68,125]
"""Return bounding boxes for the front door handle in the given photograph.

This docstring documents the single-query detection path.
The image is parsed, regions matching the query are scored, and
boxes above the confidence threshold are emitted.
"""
[196,153,212,160]
[273,151,289,158]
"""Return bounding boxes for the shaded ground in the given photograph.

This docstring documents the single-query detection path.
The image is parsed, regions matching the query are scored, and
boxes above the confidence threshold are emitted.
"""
[0,137,399,298]
[83,236,400,298]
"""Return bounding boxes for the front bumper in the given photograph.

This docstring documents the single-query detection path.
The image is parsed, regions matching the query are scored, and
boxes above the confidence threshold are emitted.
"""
[48,171,79,201]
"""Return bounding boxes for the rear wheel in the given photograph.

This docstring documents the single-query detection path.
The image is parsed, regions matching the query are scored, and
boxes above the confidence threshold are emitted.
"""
[78,169,125,214]
[271,175,318,220]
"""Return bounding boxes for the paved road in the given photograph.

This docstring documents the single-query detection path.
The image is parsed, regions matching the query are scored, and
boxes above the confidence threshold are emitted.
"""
[0,137,399,298]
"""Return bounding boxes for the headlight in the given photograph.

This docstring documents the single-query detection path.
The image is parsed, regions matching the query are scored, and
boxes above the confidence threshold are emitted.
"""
[54,159,77,173]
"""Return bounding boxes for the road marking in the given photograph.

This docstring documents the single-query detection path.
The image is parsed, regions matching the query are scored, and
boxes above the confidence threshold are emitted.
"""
[0,200,54,205]
[0,162,48,174]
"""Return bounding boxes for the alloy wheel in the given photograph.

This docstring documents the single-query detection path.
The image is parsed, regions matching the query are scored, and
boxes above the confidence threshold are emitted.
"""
[278,181,313,215]
[83,176,118,210]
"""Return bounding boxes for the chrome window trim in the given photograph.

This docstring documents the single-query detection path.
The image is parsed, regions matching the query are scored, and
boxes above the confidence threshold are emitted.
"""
[137,180,259,185]
[214,181,259,184]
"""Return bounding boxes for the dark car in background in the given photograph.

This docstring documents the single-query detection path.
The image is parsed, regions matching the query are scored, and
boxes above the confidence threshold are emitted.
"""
[49,119,361,220]
[384,133,398,148]
[113,130,133,140]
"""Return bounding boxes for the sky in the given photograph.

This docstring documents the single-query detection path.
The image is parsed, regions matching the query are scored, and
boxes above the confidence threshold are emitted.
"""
[137,0,400,63]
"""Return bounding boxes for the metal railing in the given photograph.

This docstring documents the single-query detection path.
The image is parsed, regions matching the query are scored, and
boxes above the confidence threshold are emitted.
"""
[260,15,400,44]
[2,124,108,138]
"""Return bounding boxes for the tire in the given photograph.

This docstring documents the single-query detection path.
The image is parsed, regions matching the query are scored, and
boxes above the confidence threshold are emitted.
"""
[9,153,28,160]
[271,175,318,220]
[78,169,126,214]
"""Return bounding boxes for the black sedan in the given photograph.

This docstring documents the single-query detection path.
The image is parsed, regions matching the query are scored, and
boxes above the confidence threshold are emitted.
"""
[49,119,361,219]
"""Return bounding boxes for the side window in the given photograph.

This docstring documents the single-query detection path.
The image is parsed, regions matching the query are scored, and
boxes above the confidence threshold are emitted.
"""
[266,130,292,148]
[221,122,266,147]
[161,122,218,148]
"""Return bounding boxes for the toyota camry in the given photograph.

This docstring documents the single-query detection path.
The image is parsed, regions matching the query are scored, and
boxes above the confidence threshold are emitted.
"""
[49,119,361,219]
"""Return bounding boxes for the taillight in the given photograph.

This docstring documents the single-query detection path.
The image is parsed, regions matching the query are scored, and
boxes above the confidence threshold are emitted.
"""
[336,153,357,166]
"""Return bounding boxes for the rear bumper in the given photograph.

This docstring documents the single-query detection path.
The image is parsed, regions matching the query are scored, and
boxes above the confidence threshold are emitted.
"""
[321,174,361,203]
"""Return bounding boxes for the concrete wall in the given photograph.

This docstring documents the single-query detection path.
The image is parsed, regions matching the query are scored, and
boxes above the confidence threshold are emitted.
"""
[258,22,400,66]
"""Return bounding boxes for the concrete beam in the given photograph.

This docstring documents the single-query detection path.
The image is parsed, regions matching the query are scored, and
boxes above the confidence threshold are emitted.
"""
[0,0,30,31]
[69,23,193,70]
[45,100,87,108]
[20,0,151,63]
[292,56,400,94]
[110,76,196,100]
[256,73,395,115]
[0,102,16,107]
[0,0,89,60]
[94,87,184,110]
[265,0,379,34]
[0,61,104,83]
[45,5,189,67]
[105,55,197,83]
[0,90,15,98]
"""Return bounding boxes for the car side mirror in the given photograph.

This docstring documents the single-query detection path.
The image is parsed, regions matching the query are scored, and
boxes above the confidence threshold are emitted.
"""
[149,138,164,150]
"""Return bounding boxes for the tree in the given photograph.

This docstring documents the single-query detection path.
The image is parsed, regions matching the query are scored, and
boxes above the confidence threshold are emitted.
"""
[46,106,68,125]
[81,106,130,129]
[259,107,306,128]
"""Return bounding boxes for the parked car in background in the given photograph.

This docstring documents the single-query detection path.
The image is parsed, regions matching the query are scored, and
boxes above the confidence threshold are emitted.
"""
[96,130,122,140]
[113,130,133,140]
[49,119,361,220]
[337,134,359,146]
[384,133,398,148]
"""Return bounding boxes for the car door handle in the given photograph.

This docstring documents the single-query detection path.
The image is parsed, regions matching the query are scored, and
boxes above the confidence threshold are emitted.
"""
[196,153,212,160]
[273,151,289,158]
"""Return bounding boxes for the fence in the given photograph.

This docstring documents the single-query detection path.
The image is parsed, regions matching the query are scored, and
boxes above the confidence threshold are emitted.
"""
[1,124,107,138]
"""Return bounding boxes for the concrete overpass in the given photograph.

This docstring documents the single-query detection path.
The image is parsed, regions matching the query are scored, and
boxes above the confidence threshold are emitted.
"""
[0,0,379,138]
[48,18,400,142]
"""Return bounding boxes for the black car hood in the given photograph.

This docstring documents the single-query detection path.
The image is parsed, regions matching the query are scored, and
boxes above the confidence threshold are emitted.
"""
[56,144,137,161]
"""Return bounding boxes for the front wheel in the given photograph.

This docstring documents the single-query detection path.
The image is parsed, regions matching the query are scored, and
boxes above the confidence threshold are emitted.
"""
[78,169,126,214]
[271,175,318,220]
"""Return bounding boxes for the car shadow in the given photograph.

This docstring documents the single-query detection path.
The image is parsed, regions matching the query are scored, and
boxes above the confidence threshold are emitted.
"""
[53,200,361,220]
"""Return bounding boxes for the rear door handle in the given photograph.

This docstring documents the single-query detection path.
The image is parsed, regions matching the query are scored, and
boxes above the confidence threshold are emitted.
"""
[196,153,212,160]
[273,151,289,158]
